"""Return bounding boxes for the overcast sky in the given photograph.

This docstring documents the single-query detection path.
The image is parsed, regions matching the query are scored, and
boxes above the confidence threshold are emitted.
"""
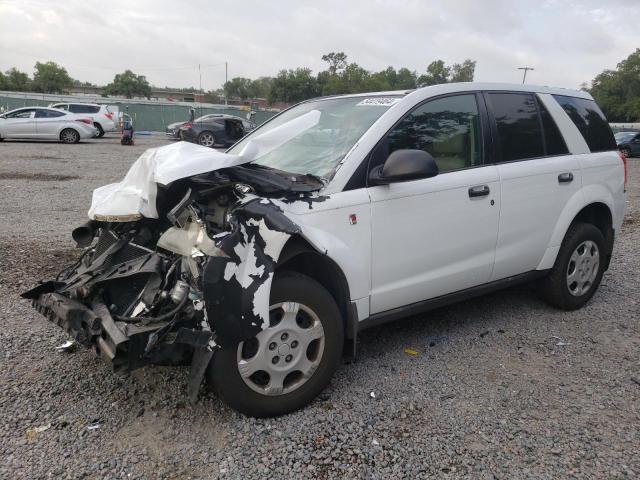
[1,0,639,91]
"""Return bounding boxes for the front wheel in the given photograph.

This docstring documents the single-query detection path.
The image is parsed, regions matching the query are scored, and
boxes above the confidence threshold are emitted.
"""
[621,147,631,158]
[60,128,80,144]
[207,272,344,417]
[539,222,606,310]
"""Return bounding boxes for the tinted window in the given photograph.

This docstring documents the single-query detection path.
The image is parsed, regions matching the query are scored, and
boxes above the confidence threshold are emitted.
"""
[489,93,544,162]
[7,109,34,119]
[69,104,99,114]
[552,95,616,152]
[539,100,568,155]
[35,109,65,118]
[386,94,482,172]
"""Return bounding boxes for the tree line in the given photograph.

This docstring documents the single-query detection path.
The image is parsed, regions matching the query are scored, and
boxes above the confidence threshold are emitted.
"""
[224,52,476,104]
[588,48,640,123]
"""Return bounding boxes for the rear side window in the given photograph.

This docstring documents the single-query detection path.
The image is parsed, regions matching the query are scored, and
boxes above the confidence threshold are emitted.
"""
[35,109,65,118]
[488,93,544,162]
[552,95,616,152]
[69,104,100,114]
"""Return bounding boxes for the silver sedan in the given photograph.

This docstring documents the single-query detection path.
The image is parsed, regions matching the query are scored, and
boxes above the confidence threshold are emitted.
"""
[0,107,98,143]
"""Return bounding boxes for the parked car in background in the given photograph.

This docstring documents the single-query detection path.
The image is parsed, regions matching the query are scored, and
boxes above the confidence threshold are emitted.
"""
[165,120,187,139]
[49,103,116,137]
[179,114,255,147]
[615,131,640,157]
[0,107,97,143]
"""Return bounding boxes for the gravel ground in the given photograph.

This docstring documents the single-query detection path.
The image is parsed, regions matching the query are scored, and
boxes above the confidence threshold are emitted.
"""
[0,135,638,479]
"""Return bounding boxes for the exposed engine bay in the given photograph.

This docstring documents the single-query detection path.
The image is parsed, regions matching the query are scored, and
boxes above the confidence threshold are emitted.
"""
[22,140,326,401]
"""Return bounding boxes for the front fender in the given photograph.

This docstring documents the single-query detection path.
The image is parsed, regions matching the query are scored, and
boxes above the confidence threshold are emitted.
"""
[202,198,299,348]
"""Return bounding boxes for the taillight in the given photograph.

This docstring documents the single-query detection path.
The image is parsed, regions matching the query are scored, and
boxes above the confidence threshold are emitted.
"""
[105,113,113,120]
[75,118,92,125]
[618,150,628,193]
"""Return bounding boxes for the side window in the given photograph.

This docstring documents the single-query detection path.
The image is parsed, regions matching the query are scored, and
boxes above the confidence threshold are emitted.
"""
[552,95,616,152]
[7,109,34,119]
[538,100,568,156]
[56,104,69,111]
[488,93,544,162]
[68,104,81,113]
[88,105,100,114]
[36,109,65,118]
[386,94,482,172]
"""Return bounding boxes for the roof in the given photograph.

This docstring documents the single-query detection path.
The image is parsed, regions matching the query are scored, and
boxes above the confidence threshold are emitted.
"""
[311,82,592,102]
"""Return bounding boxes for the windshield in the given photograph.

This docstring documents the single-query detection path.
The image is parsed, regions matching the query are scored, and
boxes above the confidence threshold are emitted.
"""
[228,96,401,179]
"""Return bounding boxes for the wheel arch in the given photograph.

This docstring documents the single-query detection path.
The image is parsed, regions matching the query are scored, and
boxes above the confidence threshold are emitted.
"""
[276,235,355,339]
[538,191,615,271]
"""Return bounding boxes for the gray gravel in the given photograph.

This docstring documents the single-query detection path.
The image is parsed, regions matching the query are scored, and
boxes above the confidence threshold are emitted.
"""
[1,135,639,479]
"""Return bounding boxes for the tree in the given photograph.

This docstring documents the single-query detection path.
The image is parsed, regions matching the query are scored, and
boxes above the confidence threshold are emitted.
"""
[4,67,31,91]
[321,52,348,75]
[32,61,72,93]
[268,68,319,104]
[248,76,273,99]
[223,77,253,99]
[589,49,640,122]
[104,70,152,99]
[0,71,6,90]
[417,60,451,86]
[396,68,417,89]
[450,59,476,83]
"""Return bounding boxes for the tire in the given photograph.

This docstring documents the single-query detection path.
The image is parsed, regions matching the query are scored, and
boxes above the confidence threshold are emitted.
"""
[539,222,606,310]
[207,271,344,417]
[60,128,80,144]
[621,147,631,158]
[94,123,105,138]
[198,131,215,147]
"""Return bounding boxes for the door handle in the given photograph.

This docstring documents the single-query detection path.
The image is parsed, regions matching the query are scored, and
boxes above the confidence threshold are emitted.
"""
[558,172,574,183]
[468,185,490,198]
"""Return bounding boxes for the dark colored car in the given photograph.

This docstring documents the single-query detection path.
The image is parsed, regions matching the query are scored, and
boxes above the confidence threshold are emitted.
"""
[165,121,187,139]
[615,131,640,157]
[180,114,255,148]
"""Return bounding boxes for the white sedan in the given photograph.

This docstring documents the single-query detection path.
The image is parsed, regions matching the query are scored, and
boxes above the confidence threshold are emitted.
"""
[0,107,98,143]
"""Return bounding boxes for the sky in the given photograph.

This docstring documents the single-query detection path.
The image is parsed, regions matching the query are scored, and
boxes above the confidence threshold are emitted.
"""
[1,0,639,91]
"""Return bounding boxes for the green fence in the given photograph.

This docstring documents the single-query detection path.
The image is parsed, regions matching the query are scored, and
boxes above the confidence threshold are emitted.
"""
[0,93,278,132]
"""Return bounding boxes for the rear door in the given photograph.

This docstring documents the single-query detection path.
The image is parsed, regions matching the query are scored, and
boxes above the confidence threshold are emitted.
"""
[368,93,500,314]
[35,109,67,138]
[2,108,37,137]
[485,92,581,280]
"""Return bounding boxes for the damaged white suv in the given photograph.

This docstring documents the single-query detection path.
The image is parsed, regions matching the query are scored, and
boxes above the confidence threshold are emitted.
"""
[24,83,627,417]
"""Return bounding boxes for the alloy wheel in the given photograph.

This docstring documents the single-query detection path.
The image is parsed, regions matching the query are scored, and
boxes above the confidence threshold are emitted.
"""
[199,132,215,147]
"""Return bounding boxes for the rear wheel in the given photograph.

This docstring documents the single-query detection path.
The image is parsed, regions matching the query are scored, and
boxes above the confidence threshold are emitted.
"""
[207,272,344,417]
[60,128,80,144]
[198,131,215,147]
[620,147,631,158]
[94,123,105,138]
[539,222,606,310]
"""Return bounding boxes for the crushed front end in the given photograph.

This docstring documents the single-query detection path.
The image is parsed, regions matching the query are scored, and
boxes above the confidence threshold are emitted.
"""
[22,158,315,399]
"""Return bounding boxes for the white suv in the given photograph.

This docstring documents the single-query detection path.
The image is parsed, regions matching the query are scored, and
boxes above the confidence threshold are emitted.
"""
[50,102,116,137]
[25,83,626,417]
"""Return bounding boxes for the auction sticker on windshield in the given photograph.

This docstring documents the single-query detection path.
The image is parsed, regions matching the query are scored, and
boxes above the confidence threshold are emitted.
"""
[356,97,400,107]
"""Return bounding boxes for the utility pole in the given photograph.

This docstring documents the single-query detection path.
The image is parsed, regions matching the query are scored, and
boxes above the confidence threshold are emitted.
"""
[225,61,228,106]
[517,66,534,84]
[198,64,202,95]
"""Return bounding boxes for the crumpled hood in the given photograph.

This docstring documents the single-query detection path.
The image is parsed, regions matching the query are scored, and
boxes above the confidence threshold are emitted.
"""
[88,109,321,221]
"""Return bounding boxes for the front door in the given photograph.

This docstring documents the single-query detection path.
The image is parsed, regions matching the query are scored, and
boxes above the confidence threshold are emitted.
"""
[3,108,37,137]
[368,93,500,314]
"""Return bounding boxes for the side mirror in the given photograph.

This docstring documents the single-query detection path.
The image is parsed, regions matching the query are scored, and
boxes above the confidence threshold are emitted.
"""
[369,149,439,185]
